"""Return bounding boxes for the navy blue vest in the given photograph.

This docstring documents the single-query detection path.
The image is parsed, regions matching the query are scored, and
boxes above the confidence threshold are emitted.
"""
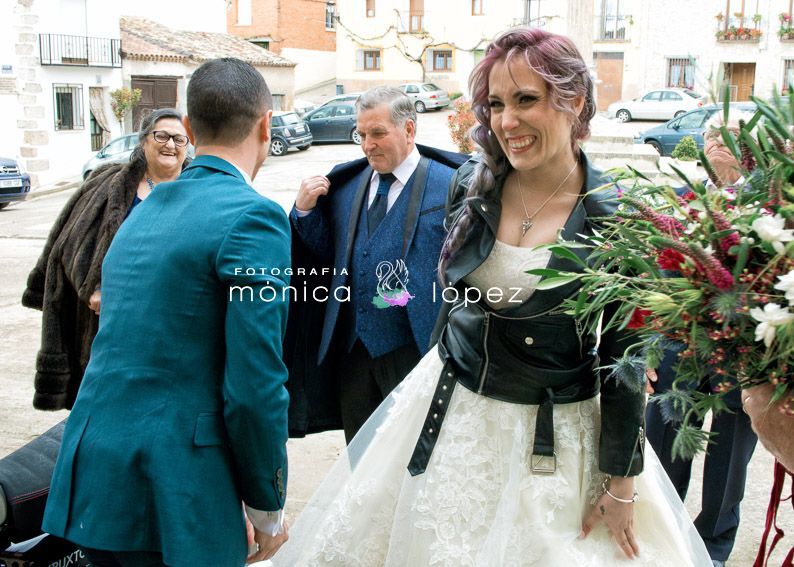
[344,173,416,358]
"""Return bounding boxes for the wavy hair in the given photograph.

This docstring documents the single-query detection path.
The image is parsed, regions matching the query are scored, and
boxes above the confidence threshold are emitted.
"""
[128,108,192,175]
[438,27,595,282]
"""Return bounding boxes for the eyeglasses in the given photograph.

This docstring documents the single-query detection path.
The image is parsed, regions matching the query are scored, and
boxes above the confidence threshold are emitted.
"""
[151,130,189,147]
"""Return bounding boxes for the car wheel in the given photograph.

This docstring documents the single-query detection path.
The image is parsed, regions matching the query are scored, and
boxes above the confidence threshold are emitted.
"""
[415,100,426,113]
[616,109,631,122]
[0,203,9,210]
[270,138,287,156]
[674,110,686,118]
[647,140,663,155]
[351,129,362,145]
[297,144,311,151]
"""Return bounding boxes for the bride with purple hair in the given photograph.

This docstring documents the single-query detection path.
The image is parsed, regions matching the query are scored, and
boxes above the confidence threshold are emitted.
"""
[273,27,712,566]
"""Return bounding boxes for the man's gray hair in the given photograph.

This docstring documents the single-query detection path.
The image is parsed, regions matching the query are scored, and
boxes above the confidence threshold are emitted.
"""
[356,86,417,130]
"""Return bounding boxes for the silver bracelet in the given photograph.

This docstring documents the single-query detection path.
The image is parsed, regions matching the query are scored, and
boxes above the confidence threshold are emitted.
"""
[601,476,639,503]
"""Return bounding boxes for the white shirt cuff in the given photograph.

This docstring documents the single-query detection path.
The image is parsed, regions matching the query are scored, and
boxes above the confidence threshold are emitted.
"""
[294,206,311,217]
[245,506,284,536]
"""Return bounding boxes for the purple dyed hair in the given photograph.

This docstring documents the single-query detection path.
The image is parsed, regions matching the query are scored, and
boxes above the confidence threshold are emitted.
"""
[438,27,595,282]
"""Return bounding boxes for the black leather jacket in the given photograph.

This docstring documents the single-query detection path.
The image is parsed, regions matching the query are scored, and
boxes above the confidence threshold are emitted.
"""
[411,152,645,478]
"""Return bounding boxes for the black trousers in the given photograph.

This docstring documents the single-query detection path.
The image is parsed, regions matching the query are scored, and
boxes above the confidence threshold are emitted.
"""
[337,340,421,443]
[81,547,166,567]
[645,345,758,562]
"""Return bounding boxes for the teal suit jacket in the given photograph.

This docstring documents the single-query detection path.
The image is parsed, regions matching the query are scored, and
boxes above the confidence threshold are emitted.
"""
[42,156,291,567]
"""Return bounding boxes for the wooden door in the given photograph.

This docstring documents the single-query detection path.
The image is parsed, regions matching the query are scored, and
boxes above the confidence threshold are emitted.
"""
[732,63,756,101]
[594,52,624,111]
[131,76,178,130]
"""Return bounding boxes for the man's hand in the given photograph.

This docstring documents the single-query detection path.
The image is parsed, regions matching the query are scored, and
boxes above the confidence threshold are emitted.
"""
[246,522,289,564]
[88,290,101,315]
[742,383,794,472]
[295,176,330,212]
[581,476,639,559]
[645,367,658,394]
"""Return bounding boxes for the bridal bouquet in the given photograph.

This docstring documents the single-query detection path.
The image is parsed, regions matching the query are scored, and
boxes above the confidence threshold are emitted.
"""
[534,94,794,458]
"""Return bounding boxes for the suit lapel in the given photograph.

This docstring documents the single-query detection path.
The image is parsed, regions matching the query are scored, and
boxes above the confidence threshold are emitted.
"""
[400,156,430,258]
[344,166,373,267]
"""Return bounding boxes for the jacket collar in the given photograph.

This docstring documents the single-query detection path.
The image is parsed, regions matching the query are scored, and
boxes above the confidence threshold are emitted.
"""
[446,151,616,317]
[183,155,247,183]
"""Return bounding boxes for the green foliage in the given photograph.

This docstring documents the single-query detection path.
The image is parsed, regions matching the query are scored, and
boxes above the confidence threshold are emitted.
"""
[109,87,142,132]
[447,98,476,154]
[671,135,698,161]
[449,92,463,101]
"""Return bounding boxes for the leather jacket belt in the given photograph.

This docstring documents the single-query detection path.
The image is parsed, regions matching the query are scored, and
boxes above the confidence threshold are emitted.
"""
[407,354,600,476]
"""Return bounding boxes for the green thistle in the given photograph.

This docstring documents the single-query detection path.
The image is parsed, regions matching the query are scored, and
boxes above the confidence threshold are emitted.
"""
[598,354,645,393]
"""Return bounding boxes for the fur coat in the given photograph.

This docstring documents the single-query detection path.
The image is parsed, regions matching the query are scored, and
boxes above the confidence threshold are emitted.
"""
[22,159,143,410]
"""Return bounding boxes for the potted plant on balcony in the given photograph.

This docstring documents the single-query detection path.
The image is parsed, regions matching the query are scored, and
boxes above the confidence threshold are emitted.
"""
[779,12,793,39]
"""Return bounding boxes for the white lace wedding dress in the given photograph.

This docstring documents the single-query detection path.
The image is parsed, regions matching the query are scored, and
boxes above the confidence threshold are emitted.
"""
[274,242,712,566]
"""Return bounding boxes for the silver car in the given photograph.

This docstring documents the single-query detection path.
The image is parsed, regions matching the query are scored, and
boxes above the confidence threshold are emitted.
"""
[399,82,450,113]
[82,133,195,180]
[81,134,138,180]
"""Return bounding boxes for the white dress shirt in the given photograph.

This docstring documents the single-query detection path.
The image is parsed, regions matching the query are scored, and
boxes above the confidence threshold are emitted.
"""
[295,146,421,217]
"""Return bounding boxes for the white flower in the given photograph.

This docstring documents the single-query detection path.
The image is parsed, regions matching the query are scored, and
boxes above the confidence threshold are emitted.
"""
[775,270,794,303]
[750,303,794,348]
[752,214,794,254]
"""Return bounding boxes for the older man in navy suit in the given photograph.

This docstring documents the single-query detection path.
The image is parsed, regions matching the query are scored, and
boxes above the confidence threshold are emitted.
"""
[289,87,465,442]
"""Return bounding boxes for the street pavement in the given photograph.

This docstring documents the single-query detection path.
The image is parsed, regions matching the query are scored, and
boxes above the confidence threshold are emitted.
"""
[0,109,789,565]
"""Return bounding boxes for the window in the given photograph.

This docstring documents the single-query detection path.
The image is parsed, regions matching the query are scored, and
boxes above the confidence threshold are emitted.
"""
[326,1,336,30]
[53,84,83,130]
[599,0,630,40]
[409,0,424,32]
[662,91,682,101]
[472,0,484,15]
[310,107,334,120]
[251,40,270,50]
[356,49,381,71]
[667,57,695,89]
[784,59,794,90]
[272,94,284,111]
[333,105,354,117]
[405,85,420,94]
[432,50,453,72]
[366,0,375,17]
[676,109,708,130]
[237,0,252,26]
[721,0,761,29]
[641,91,662,102]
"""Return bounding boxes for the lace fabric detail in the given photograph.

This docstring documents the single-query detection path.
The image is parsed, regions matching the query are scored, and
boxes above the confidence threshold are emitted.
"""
[275,245,712,567]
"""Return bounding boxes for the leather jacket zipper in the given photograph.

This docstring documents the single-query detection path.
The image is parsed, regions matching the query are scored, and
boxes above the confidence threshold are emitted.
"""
[477,312,491,394]
[624,424,645,477]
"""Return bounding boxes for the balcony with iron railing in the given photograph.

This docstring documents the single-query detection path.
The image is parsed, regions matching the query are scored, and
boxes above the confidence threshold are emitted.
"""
[39,34,121,67]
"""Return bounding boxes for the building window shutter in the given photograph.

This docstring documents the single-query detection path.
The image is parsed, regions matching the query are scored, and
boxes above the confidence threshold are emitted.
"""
[356,49,365,71]
[425,49,434,71]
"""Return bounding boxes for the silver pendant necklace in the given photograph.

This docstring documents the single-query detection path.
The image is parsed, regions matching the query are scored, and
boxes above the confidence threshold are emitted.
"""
[517,160,578,237]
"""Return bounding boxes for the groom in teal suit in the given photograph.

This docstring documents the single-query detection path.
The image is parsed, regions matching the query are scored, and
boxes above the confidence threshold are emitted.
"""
[43,58,291,566]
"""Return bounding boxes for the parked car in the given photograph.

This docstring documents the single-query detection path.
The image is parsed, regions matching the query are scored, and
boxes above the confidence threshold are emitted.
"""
[270,111,313,156]
[82,133,196,180]
[634,102,757,156]
[303,102,361,144]
[81,133,138,180]
[399,82,450,113]
[293,99,317,117]
[317,93,362,108]
[608,88,706,122]
[0,157,31,210]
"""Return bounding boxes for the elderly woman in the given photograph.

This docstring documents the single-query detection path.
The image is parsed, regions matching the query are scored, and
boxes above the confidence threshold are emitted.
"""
[22,108,190,411]
[275,28,711,566]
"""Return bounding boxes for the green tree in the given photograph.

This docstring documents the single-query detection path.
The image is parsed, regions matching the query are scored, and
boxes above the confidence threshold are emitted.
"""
[109,87,142,133]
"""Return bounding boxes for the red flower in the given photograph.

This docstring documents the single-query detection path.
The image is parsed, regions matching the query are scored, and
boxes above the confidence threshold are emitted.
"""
[627,308,652,329]
[681,190,696,201]
[657,248,686,271]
